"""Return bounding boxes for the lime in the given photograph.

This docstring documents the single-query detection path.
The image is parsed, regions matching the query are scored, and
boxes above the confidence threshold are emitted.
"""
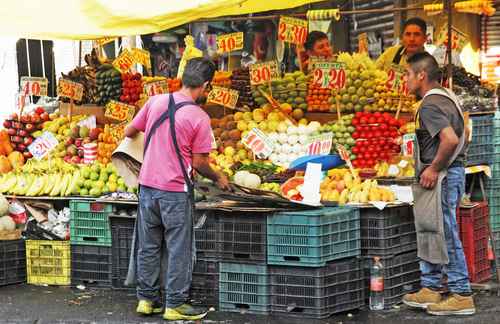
[90,172,99,181]
[80,188,89,196]
[84,179,93,189]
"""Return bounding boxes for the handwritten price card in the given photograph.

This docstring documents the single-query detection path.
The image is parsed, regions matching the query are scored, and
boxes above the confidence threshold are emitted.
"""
[249,61,280,86]
[386,64,408,95]
[278,16,308,44]
[20,77,48,96]
[105,100,136,123]
[113,49,134,73]
[311,62,347,89]
[28,131,59,160]
[57,79,83,101]
[241,128,274,159]
[217,32,244,53]
[207,86,239,109]
[143,80,169,97]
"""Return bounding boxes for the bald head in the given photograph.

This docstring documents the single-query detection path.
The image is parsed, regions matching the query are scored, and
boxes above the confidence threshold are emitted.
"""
[407,52,441,82]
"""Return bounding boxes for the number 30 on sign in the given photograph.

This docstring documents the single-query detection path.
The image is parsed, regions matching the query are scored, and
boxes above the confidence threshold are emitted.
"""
[207,86,239,109]
[249,61,279,86]
[278,16,308,44]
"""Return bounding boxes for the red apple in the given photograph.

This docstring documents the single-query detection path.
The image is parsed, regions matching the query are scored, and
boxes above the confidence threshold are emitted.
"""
[7,128,16,136]
[35,107,45,115]
[64,155,72,163]
[40,112,50,121]
[18,129,28,137]
[3,120,11,128]
[20,115,29,123]
[25,124,35,131]
[75,138,83,147]
[10,113,18,120]
[23,137,33,146]
[70,156,81,164]
[17,143,26,151]
[65,138,74,146]
[23,151,32,159]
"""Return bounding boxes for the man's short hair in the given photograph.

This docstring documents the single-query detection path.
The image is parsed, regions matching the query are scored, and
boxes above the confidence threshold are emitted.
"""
[402,17,427,35]
[182,57,216,88]
[407,52,442,82]
[304,31,329,51]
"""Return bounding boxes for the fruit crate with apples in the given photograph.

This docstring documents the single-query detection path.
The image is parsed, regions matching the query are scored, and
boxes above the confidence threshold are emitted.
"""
[26,240,71,286]
[267,207,360,267]
[219,262,269,315]
[71,244,112,287]
[70,201,113,247]
[109,215,135,289]
[467,114,493,166]
[457,202,491,283]
[359,205,417,257]
[269,257,364,319]
[190,259,219,307]
[194,210,220,261]
[362,250,420,309]
[0,239,26,287]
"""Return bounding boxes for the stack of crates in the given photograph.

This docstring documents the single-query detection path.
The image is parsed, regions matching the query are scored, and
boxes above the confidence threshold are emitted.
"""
[109,214,135,290]
[69,200,114,287]
[359,205,420,309]
[26,240,71,285]
[491,112,500,273]
[0,239,26,286]
[467,115,494,166]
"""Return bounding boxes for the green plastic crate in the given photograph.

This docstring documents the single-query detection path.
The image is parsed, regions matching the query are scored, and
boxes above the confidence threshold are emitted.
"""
[267,207,360,267]
[219,262,269,315]
[70,201,113,246]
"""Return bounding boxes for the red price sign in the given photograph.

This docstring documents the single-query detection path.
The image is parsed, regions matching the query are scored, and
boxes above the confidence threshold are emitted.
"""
[305,133,333,156]
[249,61,280,86]
[105,100,136,123]
[20,77,48,96]
[113,49,134,73]
[278,16,308,45]
[312,62,347,89]
[143,80,169,97]
[217,32,244,53]
[28,131,59,160]
[207,86,239,109]
[241,128,274,159]
[336,144,354,169]
[57,78,83,101]
[385,65,408,95]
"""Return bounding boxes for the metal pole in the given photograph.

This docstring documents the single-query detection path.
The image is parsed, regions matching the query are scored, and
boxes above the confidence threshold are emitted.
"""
[25,39,31,77]
[40,40,46,78]
[446,0,453,88]
[78,41,82,67]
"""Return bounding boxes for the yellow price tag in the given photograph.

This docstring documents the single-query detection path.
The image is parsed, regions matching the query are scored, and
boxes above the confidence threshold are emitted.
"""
[217,32,244,53]
[20,77,48,96]
[131,48,151,69]
[95,37,116,47]
[105,100,136,123]
[207,86,239,109]
[143,80,169,97]
[278,16,308,44]
[113,49,135,73]
[249,61,280,86]
[57,78,83,101]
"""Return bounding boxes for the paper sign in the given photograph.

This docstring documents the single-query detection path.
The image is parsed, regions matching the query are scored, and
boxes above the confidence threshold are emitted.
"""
[57,78,84,101]
[206,86,239,109]
[337,144,353,168]
[113,49,134,73]
[305,133,333,156]
[28,131,58,160]
[358,33,368,54]
[78,116,96,130]
[401,133,416,156]
[95,37,116,46]
[105,100,136,123]
[20,77,48,96]
[249,61,280,85]
[241,128,274,159]
[217,32,244,53]
[131,48,151,69]
[311,62,347,89]
[300,162,322,205]
[436,25,468,51]
[278,16,308,44]
[385,64,408,95]
[143,80,169,97]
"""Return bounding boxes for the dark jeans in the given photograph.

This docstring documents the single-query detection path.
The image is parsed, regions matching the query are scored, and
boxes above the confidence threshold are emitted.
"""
[136,186,193,308]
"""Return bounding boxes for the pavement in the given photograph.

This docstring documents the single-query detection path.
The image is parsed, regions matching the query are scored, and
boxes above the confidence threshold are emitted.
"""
[0,284,499,324]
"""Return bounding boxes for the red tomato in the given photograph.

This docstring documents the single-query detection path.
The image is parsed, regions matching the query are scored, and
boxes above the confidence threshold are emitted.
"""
[376,117,385,124]
[352,118,360,126]
[360,117,368,124]
[383,131,390,138]
[368,117,377,124]
[374,131,382,138]
[390,130,398,137]
[352,146,360,154]
[379,123,388,131]
[367,146,375,153]
[355,112,364,119]
[373,112,382,118]
[352,131,360,139]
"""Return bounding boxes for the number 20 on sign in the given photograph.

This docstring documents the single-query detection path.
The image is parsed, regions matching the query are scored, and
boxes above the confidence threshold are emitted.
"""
[312,62,347,89]
[207,86,239,109]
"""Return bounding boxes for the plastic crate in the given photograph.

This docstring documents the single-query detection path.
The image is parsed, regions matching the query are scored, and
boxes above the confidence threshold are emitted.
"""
[70,201,113,247]
[190,259,219,307]
[269,258,365,319]
[467,115,493,166]
[0,239,26,286]
[194,210,220,260]
[71,245,112,287]
[219,262,269,315]
[26,240,71,286]
[109,215,135,290]
[492,230,500,271]
[363,250,420,309]
[219,212,267,264]
[359,205,417,256]
[267,207,360,267]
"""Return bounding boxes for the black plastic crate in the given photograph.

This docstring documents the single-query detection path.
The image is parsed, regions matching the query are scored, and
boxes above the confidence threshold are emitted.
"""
[0,239,26,286]
[360,205,417,257]
[194,210,220,260]
[190,259,219,307]
[71,245,112,287]
[269,258,365,318]
[219,212,267,264]
[110,215,135,289]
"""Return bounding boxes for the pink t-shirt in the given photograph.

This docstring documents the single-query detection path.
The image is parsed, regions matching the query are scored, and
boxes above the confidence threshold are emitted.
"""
[131,92,213,192]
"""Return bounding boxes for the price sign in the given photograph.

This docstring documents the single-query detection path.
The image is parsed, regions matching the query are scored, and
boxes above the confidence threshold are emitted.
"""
[385,65,408,95]
[358,33,368,54]
[336,144,355,171]
[207,86,239,109]
[402,133,416,157]
[241,128,274,159]
[305,133,333,156]
[311,62,347,89]
[105,100,136,123]
[20,77,48,96]
[113,49,134,73]
[217,32,244,53]
[57,78,84,101]
[95,37,116,47]
[143,80,169,97]
[278,16,308,44]
[131,48,151,69]
[249,61,280,86]
[28,131,58,160]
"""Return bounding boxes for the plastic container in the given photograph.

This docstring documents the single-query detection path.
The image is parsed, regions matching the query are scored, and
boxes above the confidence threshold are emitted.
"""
[194,210,220,261]
[267,207,360,267]
[26,240,71,286]
[70,201,113,247]
[0,239,26,286]
[109,215,135,289]
[369,257,384,310]
[467,115,493,166]
[190,259,219,307]
[71,245,112,287]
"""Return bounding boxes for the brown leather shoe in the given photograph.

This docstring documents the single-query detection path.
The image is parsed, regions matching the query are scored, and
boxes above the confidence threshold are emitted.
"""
[427,294,476,316]
[402,287,442,309]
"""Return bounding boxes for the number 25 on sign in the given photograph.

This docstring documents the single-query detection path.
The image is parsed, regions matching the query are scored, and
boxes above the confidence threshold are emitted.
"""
[278,16,308,44]
[207,86,239,109]
[312,62,347,89]
[386,65,409,95]
[57,79,84,101]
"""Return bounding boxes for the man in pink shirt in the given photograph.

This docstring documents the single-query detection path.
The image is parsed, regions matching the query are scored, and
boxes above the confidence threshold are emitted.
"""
[125,58,229,321]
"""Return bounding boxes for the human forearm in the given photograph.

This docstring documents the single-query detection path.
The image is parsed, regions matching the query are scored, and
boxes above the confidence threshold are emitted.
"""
[430,127,459,172]
[125,125,139,138]
[194,161,223,183]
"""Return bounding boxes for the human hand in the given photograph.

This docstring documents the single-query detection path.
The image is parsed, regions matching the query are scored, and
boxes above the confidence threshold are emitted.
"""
[419,166,439,189]
[216,173,232,191]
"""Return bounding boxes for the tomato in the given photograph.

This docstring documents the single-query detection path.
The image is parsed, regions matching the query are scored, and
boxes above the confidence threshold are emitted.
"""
[366,159,375,167]
[389,119,399,127]
[376,117,385,124]
[367,146,375,153]
[374,131,382,138]
[379,123,388,131]
[355,112,364,119]
[360,117,368,124]
[357,160,366,168]
[352,146,360,154]
[373,112,382,118]
[352,131,360,139]
[383,130,390,138]
[352,118,360,126]
[368,117,377,124]
[390,130,398,138]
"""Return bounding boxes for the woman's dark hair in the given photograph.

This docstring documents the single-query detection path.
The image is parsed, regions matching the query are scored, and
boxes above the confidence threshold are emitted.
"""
[402,17,427,35]
[407,52,442,82]
[304,31,329,51]
[182,57,216,88]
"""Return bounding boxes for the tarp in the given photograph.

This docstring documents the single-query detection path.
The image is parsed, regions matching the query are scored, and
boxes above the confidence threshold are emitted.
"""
[0,0,326,40]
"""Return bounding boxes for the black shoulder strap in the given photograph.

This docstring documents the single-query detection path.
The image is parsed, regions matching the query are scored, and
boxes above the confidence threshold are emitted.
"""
[392,46,405,65]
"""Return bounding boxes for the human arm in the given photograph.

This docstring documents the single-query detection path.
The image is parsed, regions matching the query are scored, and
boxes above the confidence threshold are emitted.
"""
[193,153,230,190]
[125,125,139,138]
[125,98,151,138]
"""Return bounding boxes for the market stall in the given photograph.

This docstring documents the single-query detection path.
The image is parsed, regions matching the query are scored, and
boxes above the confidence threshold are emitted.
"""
[0,0,499,318]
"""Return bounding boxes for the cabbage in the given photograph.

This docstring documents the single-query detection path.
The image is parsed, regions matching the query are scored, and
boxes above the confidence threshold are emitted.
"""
[0,195,8,216]
[0,216,15,231]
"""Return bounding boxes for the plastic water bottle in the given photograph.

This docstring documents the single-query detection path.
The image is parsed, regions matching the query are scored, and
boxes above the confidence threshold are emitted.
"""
[369,256,384,310]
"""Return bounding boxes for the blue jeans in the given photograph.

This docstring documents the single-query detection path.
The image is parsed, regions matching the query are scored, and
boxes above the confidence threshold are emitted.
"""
[136,186,194,308]
[420,166,471,294]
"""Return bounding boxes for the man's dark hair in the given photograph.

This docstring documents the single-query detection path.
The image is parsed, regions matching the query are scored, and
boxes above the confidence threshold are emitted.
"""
[407,52,442,82]
[182,57,216,88]
[402,17,427,35]
[304,31,329,51]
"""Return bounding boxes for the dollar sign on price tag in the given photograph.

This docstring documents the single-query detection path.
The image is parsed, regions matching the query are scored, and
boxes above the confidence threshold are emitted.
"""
[20,77,48,96]
[217,32,244,53]
[278,16,308,44]
[206,86,239,109]
[57,78,84,101]
[249,61,280,86]
[241,128,274,159]
[311,62,347,89]
[28,132,59,160]
[105,100,136,123]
